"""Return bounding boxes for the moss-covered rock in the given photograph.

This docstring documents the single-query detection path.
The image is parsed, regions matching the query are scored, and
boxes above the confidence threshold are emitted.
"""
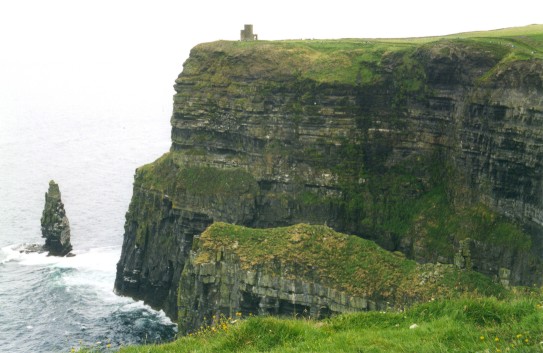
[177,222,505,334]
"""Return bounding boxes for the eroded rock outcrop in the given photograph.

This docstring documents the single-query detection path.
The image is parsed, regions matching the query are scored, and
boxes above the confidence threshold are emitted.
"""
[41,180,72,256]
[177,223,503,334]
[115,28,543,322]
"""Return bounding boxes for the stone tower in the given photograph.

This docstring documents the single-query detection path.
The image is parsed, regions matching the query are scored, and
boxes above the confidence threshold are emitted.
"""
[240,24,258,41]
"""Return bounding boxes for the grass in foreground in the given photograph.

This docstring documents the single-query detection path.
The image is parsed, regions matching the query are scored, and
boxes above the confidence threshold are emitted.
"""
[115,295,543,353]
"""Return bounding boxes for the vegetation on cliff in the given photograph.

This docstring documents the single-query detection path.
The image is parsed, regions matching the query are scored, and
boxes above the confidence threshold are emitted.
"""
[134,148,533,272]
[170,23,543,268]
[184,24,543,87]
[192,222,505,304]
[118,221,540,352]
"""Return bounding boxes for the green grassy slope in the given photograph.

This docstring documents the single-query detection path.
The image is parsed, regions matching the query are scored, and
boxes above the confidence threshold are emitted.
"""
[116,295,543,353]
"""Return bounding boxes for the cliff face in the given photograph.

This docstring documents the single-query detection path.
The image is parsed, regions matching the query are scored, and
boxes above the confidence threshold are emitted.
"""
[176,223,503,334]
[115,29,543,322]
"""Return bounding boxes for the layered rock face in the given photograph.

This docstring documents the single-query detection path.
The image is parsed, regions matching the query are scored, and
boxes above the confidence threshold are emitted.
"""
[41,180,72,256]
[115,35,543,322]
[177,223,502,334]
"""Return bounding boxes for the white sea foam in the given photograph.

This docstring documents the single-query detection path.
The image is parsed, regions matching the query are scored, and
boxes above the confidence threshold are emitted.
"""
[1,243,125,300]
[55,246,121,272]
[0,244,22,264]
[117,300,176,327]
[1,243,121,269]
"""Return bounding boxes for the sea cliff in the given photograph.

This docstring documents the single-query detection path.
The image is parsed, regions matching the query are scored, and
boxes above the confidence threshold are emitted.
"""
[115,26,543,325]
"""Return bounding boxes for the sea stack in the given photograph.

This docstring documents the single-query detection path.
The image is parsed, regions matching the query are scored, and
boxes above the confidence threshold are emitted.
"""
[41,180,72,256]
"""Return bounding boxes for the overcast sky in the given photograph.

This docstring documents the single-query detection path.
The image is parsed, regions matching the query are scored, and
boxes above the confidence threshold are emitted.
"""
[0,0,541,115]
[1,0,540,63]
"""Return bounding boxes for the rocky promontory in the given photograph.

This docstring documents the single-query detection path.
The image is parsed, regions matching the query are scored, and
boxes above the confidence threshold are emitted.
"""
[115,26,543,324]
[41,180,72,256]
[177,222,503,334]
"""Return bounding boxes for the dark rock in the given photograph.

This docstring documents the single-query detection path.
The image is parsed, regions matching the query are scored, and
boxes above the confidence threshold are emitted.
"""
[41,180,72,256]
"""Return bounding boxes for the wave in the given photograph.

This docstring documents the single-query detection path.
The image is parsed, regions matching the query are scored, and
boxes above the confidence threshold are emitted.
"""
[0,244,22,264]
[1,243,120,268]
[2,243,125,300]
[0,243,177,352]
[1,243,177,322]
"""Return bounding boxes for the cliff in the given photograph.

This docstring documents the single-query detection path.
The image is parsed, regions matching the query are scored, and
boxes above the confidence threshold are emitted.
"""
[177,222,502,334]
[115,25,543,322]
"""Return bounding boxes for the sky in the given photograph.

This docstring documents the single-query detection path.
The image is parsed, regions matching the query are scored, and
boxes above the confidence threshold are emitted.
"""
[0,0,541,117]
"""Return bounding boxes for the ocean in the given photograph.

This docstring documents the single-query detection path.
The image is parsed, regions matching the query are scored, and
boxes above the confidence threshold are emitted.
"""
[0,61,177,352]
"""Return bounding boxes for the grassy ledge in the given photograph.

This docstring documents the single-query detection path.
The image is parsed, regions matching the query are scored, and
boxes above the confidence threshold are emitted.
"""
[192,222,505,304]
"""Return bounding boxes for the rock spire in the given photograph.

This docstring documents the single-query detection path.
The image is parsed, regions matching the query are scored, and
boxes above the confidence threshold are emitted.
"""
[41,180,72,256]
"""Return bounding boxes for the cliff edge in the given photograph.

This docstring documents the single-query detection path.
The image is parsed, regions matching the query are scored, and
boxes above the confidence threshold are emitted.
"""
[115,25,543,322]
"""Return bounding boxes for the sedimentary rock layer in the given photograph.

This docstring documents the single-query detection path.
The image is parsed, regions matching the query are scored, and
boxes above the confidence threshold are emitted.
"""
[177,223,502,334]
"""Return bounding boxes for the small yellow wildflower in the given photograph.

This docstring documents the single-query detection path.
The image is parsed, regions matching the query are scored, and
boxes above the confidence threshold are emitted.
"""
[236,312,242,317]
[496,349,501,352]
[525,338,529,343]
[480,336,485,341]
[516,334,523,339]
[495,337,500,342]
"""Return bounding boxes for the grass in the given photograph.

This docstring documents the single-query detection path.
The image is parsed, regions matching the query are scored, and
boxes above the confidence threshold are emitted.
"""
[405,185,532,260]
[115,294,543,353]
[182,24,543,87]
[135,152,258,199]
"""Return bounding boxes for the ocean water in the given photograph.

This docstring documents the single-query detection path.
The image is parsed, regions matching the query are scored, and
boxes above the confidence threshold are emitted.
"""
[0,63,176,352]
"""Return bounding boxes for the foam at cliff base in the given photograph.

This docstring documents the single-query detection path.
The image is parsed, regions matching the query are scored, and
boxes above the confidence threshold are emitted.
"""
[1,243,120,267]
[2,243,176,324]
[0,244,24,264]
[1,244,122,297]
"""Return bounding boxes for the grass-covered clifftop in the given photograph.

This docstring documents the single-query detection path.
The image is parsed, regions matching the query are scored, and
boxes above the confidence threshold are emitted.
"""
[183,24,543,87]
